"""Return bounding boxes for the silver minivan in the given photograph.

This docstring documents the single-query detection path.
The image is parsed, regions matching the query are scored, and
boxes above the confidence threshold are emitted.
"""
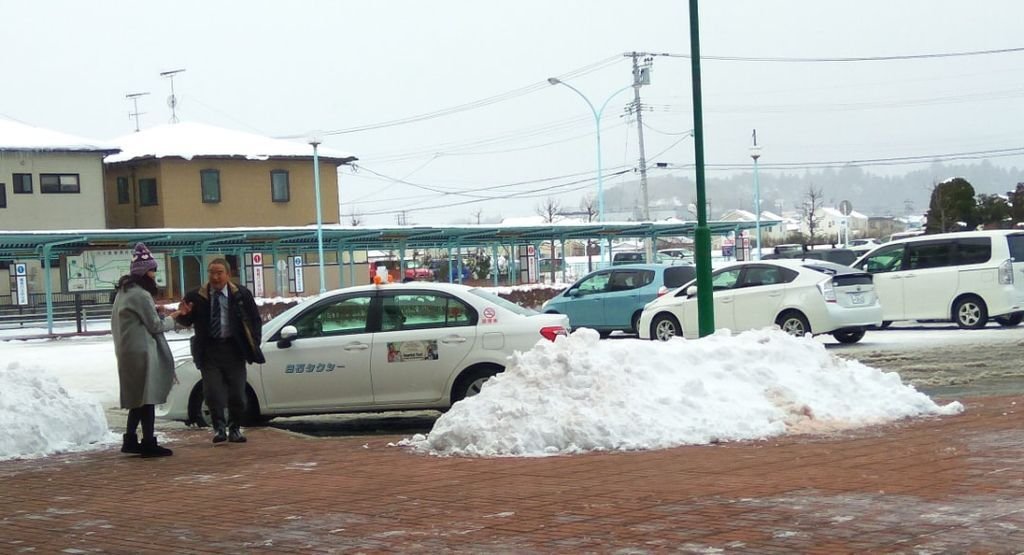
[852,230,1024,329]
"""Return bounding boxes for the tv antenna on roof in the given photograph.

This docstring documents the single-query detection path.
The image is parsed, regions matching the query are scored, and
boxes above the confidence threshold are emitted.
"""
[159,68,186,123]
[125,92,150,132]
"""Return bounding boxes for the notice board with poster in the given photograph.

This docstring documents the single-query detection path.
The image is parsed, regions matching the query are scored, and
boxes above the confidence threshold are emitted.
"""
[66,249,168,291]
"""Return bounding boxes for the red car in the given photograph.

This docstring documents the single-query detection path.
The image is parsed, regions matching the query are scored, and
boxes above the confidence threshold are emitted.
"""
[369,260,434,283]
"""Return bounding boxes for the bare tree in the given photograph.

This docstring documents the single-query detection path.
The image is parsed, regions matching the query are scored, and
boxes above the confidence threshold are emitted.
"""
[348,211,363,227]
[536,197,562,282]
[471,208,483,225]
[803,185,825,244]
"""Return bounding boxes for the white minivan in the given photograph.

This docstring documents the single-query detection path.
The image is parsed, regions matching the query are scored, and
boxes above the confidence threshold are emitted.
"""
[851,230,1024,329]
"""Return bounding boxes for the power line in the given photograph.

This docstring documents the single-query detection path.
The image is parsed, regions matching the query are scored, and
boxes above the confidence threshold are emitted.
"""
[646,46,1024,63]
[655,146,1024,171]
[279,55,625,138]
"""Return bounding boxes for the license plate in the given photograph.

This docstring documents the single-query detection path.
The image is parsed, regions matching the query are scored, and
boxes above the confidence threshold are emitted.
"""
[849,292,865,305]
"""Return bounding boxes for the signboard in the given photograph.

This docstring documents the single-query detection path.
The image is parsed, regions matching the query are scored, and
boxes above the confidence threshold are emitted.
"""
[67,249,167,291]
[517,245,537,283]
[251,252,265,297]
[292,256,304,293]
[838,200,853,216]
[14,263,28,306]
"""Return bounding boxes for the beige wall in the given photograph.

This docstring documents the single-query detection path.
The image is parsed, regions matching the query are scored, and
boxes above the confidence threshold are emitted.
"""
[104,157,340,229]
[0,151,107,230]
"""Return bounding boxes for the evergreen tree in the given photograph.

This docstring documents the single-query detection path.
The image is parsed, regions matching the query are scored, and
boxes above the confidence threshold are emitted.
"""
[925,178,978,233]
[1009,183,1024,225]
[975,194,1011,229]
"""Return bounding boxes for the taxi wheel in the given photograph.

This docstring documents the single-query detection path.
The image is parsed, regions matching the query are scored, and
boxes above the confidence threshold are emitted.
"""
[451,364,502,404]
[187,384,267,427]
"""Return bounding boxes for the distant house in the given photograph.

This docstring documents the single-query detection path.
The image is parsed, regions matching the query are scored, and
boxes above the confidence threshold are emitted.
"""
[0,118,119,230]
[103,122,357,229]
[718,208,789,242]
[809,207,869,243]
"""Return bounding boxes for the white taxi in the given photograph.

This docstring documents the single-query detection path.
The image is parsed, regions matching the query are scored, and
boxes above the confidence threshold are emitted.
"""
[637,259,883,344]
[158,282,569,426]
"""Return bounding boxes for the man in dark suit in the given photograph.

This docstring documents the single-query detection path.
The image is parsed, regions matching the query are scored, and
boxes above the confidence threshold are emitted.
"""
[176,258,265,444]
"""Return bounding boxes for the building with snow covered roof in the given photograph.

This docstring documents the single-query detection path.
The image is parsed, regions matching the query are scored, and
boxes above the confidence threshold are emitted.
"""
[103,122,356,229]
[0,118,119,230]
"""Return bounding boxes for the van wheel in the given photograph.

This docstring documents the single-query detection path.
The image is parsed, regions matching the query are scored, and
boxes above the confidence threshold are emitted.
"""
[776,311,811,337]
[832,328,866,344]
[877,321,893,330]
[598,330,613,339]
[953,296,988,329]
[995,312,1023,327]
[650,313,680,341]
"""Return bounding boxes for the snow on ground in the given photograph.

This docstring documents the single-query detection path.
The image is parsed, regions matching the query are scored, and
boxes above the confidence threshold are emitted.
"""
[0,345,117,462]
[402,328,963,457]
[1,320,971,461]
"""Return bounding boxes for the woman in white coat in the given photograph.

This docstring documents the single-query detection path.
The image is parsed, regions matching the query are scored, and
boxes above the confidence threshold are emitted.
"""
[111,243,190,458]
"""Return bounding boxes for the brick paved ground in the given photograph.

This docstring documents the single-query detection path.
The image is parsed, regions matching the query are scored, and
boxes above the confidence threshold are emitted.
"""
[2,395,1023,554]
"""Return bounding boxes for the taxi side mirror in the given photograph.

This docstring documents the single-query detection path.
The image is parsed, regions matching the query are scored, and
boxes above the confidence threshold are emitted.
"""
[277,325,298,348]
[685,285,698,297]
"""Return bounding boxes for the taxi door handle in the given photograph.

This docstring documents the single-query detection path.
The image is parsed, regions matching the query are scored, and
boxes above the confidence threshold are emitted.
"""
[441,335,467,344]
[720,298,734,304]
[344,342,369,351]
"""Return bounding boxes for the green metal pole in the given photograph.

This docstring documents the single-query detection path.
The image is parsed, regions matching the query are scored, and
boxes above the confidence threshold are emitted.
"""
[689,0,715,337]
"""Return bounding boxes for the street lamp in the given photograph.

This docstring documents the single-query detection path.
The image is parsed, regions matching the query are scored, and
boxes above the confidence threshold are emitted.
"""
[547,78,632,223]
[750,129,762,261]
[308,133,327,293]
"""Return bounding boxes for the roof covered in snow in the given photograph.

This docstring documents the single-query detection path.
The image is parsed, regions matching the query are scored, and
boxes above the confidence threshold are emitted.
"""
[0,118,119,153]
[104,122,357,164]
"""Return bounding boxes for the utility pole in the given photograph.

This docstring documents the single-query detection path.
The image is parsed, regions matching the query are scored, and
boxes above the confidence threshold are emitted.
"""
[627,52,653,221]
[125,92,149,132]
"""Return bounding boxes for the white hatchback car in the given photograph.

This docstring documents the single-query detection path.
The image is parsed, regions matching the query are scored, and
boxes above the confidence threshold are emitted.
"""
[638,259,883,344]
[158,282,569,426]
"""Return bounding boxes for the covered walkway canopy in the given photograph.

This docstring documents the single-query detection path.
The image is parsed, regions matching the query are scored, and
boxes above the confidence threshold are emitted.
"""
[1,220,775,332]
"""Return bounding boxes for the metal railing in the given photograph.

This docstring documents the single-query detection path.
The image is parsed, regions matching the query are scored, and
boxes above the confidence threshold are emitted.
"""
[0,290,114,333]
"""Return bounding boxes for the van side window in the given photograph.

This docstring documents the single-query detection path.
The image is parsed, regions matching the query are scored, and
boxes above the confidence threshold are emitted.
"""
[1007,234,1024,261]
[906,241,953,270]
[859,244,905,273]
[953,238,992,265]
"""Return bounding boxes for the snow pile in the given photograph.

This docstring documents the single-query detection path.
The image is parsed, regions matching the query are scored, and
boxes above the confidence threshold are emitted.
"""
[0,357,115,461]
[403,328,963,457]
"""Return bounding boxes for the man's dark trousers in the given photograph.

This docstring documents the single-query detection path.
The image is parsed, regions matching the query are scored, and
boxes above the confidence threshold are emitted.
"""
[202,340,247,429]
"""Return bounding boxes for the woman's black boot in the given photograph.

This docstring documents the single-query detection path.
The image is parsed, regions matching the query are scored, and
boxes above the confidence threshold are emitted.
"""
[121,433,141,454]
[139,438,173,458]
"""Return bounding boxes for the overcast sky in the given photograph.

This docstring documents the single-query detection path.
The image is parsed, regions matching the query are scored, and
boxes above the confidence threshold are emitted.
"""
[5,1,1024,225]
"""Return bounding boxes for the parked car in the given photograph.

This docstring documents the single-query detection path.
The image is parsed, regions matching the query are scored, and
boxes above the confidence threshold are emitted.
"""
[851,230,1024,329]
[369,260,434,282]
[846,238,881,253]
[762,246,858,266]
[157,282,570,426]
[638,259,882,344]
[612,252,646,265]
[541,263,697,337]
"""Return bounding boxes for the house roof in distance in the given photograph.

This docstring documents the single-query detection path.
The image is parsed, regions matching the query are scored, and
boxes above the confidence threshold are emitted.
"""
[104,121,357,164]
[0,117,119,153]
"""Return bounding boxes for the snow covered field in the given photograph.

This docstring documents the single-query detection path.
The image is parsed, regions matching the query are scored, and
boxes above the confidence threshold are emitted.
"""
[3,321,1010,461]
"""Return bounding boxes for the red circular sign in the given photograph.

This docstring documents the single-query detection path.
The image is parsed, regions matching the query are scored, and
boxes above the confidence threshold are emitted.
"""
[483,307,496,319]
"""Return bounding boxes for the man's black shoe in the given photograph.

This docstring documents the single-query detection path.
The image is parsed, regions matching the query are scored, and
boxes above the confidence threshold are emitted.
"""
[212,427,228,443]
[228,427,247,443]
